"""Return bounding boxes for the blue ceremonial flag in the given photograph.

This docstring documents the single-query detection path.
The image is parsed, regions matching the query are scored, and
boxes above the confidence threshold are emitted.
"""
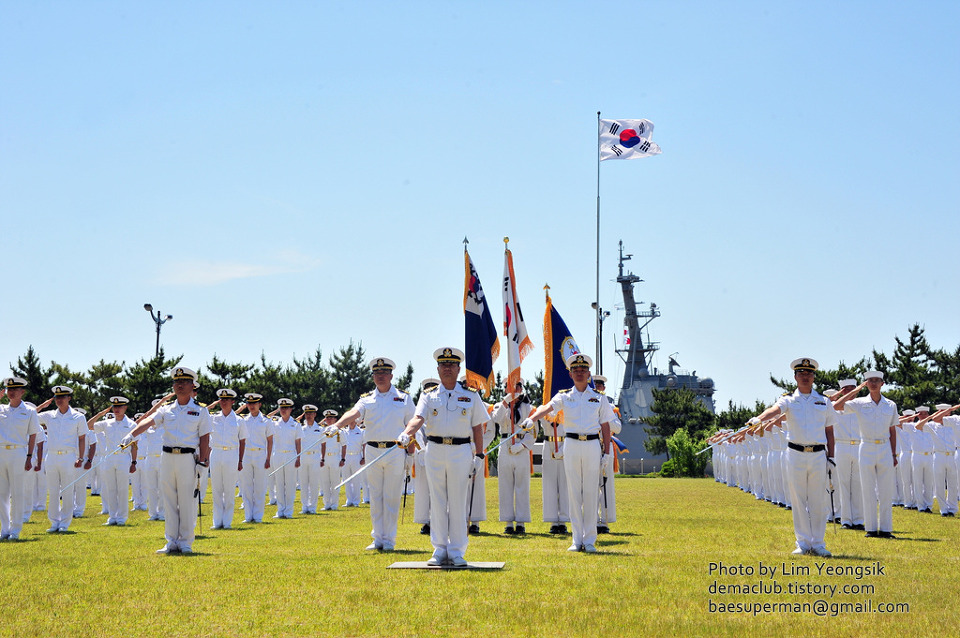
[612,436,630,455]
[464,248,500,396]
[542,289,582,404]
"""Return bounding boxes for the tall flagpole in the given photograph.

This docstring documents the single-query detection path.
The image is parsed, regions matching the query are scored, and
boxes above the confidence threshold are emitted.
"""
[595,110,601,370]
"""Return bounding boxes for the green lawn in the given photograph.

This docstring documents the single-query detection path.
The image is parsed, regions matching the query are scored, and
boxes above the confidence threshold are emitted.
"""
[1,478,952,637]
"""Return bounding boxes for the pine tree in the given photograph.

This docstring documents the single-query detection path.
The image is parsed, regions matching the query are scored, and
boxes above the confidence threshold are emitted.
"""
[644,387,715,456]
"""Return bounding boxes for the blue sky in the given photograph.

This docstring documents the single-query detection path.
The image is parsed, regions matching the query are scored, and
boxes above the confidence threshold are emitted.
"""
[3,2,958,408]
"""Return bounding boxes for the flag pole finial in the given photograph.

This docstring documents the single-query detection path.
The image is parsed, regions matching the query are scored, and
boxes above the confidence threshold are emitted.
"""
[503,236,509,247]
[463,236,469,252]
[543,283,550,299]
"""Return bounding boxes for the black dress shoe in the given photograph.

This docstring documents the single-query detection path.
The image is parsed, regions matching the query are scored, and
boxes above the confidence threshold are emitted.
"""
[597,525,610,534]
[504,526,515,535]
[468,524,480,535]
[852,524,865,531]
[865,530,879,538]
[420,523,430,535]
[841,523,853,529]
[878,531,896,539]
[515,524,525,534]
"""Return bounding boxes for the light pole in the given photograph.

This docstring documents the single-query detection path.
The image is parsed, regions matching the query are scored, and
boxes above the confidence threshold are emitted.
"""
[143,303,173,357]
[591,303,612,375]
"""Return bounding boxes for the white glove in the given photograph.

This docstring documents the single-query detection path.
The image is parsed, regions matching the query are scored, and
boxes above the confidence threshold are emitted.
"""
[553,443,564,460]
[472,455,484,474]
[120,433,135,448]
[503,393,516,404]
[398,432,411,447]
[325,425,339,436]
[519,417,535,432]
[509,443,524,455]
[747,417,760,426]
[600,453,611,475]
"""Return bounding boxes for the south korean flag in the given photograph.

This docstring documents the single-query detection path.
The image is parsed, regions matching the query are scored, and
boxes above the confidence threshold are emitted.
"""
[599,118,662,161]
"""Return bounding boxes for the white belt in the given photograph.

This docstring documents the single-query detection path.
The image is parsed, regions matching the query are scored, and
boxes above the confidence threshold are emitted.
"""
[2,445,26,450]
[864,439,888,444]
[836,439,859,445]
[247,447,264,451]
[215,446,238,451]
[302,451,318,456]
[938,451,954,456]
[276,450,296,454]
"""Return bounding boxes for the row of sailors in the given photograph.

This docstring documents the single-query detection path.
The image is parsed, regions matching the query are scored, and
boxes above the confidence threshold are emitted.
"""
[1,371,620,545]
[709,378,960,533]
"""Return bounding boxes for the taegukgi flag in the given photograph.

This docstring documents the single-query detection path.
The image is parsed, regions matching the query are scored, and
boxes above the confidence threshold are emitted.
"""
[464,248,500,396]
[502,244,533,393]
[599,118,661,160]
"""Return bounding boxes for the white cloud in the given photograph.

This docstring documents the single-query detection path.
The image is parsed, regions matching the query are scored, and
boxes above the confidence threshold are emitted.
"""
[155,250,323,287]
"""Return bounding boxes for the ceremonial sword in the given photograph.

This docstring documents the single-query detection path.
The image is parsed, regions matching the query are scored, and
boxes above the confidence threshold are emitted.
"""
[60,442,132,495]
[334,443,403,490]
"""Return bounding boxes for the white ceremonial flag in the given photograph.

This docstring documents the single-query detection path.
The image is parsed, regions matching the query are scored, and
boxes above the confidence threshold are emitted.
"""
[599,118,661,161]
[502,244,533,392]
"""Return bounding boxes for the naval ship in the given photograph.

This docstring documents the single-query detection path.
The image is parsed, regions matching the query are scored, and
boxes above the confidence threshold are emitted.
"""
[613,241,715,474]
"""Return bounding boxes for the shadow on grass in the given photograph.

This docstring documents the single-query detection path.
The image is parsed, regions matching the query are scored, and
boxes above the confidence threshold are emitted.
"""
[598,539,631,547]
[381,549,429,556]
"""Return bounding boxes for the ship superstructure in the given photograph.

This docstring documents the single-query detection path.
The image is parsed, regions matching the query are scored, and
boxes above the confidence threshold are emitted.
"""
[614,241,715,473]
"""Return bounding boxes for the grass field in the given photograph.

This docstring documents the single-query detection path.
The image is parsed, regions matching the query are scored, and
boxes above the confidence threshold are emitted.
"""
[2,477,955,637]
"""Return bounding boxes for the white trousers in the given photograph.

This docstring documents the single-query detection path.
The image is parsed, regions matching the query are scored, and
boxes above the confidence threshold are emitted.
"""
[160,452,200,550]
[541,451,569,523]
[273,451,297,517]
[897,451,913,507]
[912,452,934,510]
[319,456,341,510]
[131,457,147,508]
[142,454,164,518]
[101,457,131,524]
[342,454,363,506]
[498,449,531,523]
[786,448,828,552]
[0,448,27,535]
[365,444,404,547]
[424,442,471,560]
[298,452,322,512]
[413,452,430,524]
[45,455,78,529]
[241,452,268,522]
[564,439,601,548]
[858,442,894,532]
[934,452,958,514]
[599,453,616,525]
[834,444,863,525]
[210,448,240,527]
[21,464,39,523]
[467,457,486,523]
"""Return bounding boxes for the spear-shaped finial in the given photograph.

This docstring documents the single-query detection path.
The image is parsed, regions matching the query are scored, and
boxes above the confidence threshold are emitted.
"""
[463,236,469,252]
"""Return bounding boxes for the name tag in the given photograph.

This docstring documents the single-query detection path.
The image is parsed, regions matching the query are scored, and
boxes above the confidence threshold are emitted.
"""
[188,411,200,416]
[457,397,471,403]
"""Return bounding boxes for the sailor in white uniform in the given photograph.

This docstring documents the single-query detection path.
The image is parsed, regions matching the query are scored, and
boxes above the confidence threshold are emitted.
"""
[524,354,612,553]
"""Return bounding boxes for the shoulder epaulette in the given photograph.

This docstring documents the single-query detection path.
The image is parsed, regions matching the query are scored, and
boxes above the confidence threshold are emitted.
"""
[361,391,374,398]
[559,388,573,395]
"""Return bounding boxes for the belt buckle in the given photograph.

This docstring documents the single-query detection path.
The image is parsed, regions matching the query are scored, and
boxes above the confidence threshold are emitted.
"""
[578,434,588,441]
[803,445,814,453]
[442,437,453,445]
[378,442,387,449]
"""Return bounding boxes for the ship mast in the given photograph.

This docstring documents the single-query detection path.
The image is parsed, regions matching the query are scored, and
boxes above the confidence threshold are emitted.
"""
[616,240,660,391]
